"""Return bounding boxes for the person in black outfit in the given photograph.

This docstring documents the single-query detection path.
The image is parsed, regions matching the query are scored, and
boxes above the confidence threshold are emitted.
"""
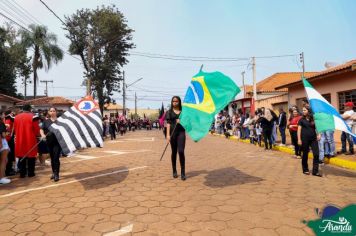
[257,109,275,150]
[166,96,186,181]
[40,107,61,182]
[109,117,117,140]
[278,108,287,145]
[297,107,321,177]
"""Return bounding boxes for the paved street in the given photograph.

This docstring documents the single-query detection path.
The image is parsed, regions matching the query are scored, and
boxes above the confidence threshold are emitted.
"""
[0,130,355,236]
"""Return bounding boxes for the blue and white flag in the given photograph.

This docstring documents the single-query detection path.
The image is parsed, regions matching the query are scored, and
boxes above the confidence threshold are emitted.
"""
[49,96,104,155]
[303,78,356,140]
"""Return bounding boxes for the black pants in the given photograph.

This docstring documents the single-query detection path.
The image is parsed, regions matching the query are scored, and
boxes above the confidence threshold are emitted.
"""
[263,129,273,149]
[170,131,186,175]
[301,138,319,174]
[48,143,61,175]
[18,157,36,177]
[341,131,354,153]
[109,126,116,140]
[5,137,15,174]
[290,130,301,156]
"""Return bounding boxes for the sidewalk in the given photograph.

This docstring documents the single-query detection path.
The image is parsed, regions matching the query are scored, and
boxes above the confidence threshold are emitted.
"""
[211,133,356,171]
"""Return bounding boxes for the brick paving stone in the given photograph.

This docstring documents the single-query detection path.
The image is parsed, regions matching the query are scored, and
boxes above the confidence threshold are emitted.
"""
[186,213,211,222]
[57,207,80,215]
[86,214,111,224]
[175,221,201,233]
[136,214,160,224]
[199,220,227,231]
[92,221,121,233]
[164,214,187,224]
[38,222,67,233]
[66,221,94,233]
[0,222,14,231]
[36,214,63,223]
[139,200,160,208]
[12,221,41,233]
[61,214,86,224]
[102,206,125,215]
[192,230,220,236]
[149,206,172,215]
[110,213,135,223]
[148,221,175,233]
[276,225,307,236]
[35,207,58,215]
[165,229,190,236]
[11,214,38,224]
[126,206,149,215]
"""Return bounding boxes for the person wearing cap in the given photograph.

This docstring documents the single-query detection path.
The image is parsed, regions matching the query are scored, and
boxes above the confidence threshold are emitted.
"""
[341,102,355,155]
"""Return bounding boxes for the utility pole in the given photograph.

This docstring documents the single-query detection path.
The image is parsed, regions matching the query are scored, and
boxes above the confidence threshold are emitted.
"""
[135,92,137,115]
[300,52,305,77]
[87,34,93,96]
[23,76,30,100]
[241,71,245,99]
[122,71,126,116]
[252,57,257,101]
[40,80,53,96]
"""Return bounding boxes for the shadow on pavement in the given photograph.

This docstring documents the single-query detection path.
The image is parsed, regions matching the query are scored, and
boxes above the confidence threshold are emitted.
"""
[187,167,264,188]
[322,165,356,178]
[61,166,129,190]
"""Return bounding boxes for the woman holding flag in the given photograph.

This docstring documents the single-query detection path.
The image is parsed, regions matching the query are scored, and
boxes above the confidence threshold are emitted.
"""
[40,107,61,182]
[166,96,186,181]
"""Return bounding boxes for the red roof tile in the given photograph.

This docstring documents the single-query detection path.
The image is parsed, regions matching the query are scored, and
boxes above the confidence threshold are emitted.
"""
[16,96,74,106]
[0,93,24,103]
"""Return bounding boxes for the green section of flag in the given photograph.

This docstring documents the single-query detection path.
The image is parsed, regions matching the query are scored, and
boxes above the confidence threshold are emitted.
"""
[314,113,335,133]
[306,204,356,236]
[302,78,313,88]
[180,70,240,142]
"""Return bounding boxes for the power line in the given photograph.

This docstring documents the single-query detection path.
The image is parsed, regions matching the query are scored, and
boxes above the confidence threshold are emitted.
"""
[132,51,249,60]
[3,0,37,25]
[0,2,28,27]
[0,10,28,30]
[38,0,66,25]
[130,52,249,62]
[12,0,42,24]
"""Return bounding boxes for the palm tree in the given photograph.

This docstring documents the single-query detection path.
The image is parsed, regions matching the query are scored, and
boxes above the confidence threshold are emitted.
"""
[20,24,63,98]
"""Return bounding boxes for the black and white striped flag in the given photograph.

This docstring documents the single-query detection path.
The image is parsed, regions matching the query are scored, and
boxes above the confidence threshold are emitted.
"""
[49,96,104,155]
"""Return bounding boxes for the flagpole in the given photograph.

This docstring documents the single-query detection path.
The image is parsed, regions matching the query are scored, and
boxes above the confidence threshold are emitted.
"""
[160,120,179,161]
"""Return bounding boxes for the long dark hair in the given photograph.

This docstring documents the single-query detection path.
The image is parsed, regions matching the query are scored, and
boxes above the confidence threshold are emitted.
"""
[303,107,314,122]
[170,96,182,111]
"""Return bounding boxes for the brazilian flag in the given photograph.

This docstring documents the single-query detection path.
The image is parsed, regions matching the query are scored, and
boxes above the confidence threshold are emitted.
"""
[180,70,240,142]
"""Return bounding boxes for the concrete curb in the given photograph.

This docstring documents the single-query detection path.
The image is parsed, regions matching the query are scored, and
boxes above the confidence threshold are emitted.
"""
[210,133,356,171]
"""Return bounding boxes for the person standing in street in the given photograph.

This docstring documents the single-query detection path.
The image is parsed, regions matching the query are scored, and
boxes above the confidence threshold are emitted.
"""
[166,96,186,181]
[288,109,302,158]
[40,107,62,182]
[278,108,287,145]
[340,102,354,155]
[14,104,40,178]
[297,107,322,177]
[0,111,11,184]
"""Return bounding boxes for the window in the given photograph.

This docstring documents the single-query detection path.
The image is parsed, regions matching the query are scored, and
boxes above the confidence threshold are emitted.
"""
[338,90,356,113]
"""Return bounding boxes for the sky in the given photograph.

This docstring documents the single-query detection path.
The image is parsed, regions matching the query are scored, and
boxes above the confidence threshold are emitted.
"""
[1,0,356,110]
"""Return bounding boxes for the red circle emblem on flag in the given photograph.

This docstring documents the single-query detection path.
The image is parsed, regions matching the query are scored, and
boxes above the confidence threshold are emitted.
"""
[75,96,99,114]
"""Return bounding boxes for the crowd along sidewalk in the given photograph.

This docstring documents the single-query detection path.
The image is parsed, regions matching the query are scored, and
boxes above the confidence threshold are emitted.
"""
[211,133,356,171]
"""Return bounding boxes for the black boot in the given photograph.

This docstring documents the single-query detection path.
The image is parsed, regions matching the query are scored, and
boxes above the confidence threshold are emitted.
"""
[173,170,178,178]
[27,158,36,177]
[181,167,186,181]
[54,172,59,182]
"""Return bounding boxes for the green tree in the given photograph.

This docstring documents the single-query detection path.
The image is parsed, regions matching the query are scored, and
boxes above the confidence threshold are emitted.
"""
[64,5,135,113]
[0,25,31,97]
[20,24,63,99]
[0,27,17,96]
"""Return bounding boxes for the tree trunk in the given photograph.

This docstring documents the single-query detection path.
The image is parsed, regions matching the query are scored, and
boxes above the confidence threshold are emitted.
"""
[33,46,39,99]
